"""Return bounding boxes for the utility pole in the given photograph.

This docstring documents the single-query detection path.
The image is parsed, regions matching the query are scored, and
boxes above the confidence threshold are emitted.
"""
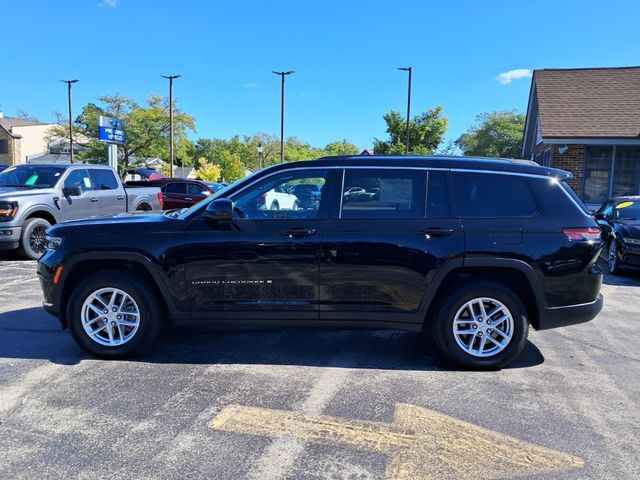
[60,79,79,163]
[398,67,412,154]
[161,74,181,177]
[272,71,294,162]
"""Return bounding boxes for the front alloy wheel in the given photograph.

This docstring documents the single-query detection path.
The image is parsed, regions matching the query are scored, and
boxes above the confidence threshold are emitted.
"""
[81,288,141,346]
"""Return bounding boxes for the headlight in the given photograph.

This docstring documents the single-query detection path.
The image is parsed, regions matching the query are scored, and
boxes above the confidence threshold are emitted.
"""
[45,235,63,251]
[0,201,18,221]
[622,237,640,246]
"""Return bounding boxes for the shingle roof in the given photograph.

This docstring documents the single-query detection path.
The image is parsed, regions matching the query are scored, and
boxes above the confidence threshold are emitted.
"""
[0,116,50,130]
[534,66,640,138]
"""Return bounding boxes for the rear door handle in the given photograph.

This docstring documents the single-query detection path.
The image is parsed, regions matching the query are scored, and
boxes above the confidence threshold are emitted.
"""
[418,228,454,237]
[90,197,98,202]
[185,197,193,201]
[282,228,316,238]
[117,195,125,200]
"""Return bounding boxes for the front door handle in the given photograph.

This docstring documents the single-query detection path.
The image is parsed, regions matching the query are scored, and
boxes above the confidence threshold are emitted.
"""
[117,195,125,200]
[418,228,454,237]
[282,228,316,238]
[90,197,98,202]
[185,197,193,201]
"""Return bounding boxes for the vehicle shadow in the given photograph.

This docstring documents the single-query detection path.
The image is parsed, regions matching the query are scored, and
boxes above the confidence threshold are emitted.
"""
[598,259,640,286]
[0,307,545,371]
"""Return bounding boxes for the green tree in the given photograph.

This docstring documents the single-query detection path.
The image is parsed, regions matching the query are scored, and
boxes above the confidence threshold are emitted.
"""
[324,139,360,156]
[455,110,525,158]
[47,94,196,176]
[373,107,448,154]
[195,157,222,181]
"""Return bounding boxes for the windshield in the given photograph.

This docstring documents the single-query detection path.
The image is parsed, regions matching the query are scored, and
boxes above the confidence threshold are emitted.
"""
[615,200,640,220]
[0,165,66,188]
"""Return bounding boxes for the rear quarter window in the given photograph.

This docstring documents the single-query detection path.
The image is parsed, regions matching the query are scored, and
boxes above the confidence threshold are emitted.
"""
[452,172,538,217]
[90,169,119,190]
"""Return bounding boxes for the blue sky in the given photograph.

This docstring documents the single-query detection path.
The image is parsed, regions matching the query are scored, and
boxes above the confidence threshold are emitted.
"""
[2,0,639,150]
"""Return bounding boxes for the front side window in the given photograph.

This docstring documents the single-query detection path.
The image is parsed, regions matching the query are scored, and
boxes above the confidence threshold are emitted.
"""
[64,169,93,193]
[340,169,425,219]
[90,169,119,190]
[232,169,328,220]
[187,183,210,196]
[452,172,538,217]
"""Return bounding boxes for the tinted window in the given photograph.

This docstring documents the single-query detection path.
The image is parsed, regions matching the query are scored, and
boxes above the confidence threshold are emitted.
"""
[187,183,210,195]
[453,172,538,217]
[90,169,119,190]
[0,165,66,188]
[163,182,187,194]
[232,169,328,220]
[426,170,450,217]
[64,169,93,193]
[341,169,425,219]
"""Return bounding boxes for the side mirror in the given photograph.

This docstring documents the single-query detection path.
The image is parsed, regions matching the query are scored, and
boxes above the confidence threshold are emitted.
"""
[203,198,233,221]
[63,186,82,197]
[593,212,604,220]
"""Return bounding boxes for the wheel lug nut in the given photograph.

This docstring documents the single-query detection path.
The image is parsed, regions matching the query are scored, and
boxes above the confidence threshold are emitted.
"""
[487,320,492,325]
[112,307,117,312]
[478,332,483,337]
[472,324,478,329]
[103,309,108,314]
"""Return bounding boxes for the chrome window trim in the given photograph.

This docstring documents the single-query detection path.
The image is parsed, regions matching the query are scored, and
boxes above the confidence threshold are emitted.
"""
[338,169,345,219]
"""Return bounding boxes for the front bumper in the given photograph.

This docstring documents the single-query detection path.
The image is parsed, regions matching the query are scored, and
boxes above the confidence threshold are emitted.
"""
[37,256,61,319]
[0,226,21,251]
[620,243,640,269]
[536,293,603,330]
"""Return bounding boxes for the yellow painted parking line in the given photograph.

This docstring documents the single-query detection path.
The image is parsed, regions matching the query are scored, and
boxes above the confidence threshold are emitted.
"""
[211,403,584,479]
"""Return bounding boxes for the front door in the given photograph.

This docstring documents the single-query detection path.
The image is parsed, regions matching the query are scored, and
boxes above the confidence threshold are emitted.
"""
[183,168,335,320]
[319,168,464,323]
[57,168,98,221]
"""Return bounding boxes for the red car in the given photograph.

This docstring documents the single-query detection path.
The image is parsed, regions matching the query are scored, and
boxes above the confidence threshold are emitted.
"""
[127,178,214,210]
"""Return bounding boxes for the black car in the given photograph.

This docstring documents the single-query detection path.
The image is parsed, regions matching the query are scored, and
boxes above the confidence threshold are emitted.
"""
[594,196,640,274]
[291,183,322,209]
[37,155,604,369]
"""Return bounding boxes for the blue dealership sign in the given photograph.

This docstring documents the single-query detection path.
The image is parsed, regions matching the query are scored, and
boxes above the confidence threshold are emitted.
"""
[98,116,126,144]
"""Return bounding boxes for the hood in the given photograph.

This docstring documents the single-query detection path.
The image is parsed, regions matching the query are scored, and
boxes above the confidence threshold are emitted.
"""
[56,211,168,229]
[0,186,57,199]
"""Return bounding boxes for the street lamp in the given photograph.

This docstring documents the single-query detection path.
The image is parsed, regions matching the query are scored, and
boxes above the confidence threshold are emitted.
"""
[60,79,79,163]
[398,67,412,154]
[257,142,264,170]
[161,74,181,177]
[272,70,294,163]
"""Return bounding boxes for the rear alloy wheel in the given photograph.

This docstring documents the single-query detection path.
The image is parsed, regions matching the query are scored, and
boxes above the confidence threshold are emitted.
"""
[270,201,280,211]
[608,240,622,275]
[432,282,528,369]
[18,217,51,260]
[67,270,162,358]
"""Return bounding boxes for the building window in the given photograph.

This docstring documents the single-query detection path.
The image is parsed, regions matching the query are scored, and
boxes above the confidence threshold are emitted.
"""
[0,139,8,154]
[613,147,640,197]
[542,148,551,167]
[583,147,613,204]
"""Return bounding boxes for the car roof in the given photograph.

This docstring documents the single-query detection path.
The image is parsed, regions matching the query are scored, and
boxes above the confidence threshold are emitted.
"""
[260,155,571,178]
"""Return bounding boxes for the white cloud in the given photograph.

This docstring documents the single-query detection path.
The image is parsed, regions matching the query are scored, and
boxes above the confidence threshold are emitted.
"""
[98,0,118,8]
[244,82,260,88]
[495,68,532,85]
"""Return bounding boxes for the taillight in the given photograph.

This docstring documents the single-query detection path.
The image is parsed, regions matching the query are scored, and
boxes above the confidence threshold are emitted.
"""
[157,192,164,209]
[563,228,601,241]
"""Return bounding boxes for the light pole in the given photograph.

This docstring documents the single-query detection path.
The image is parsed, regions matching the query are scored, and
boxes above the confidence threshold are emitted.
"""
[272,70,294,162]
[398,67,412,154]
[60,79,79,163]
[161,74,181,177]
[257,142,264,170]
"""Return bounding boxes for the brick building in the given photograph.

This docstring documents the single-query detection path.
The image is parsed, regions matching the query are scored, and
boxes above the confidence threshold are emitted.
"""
[522,67,640,206]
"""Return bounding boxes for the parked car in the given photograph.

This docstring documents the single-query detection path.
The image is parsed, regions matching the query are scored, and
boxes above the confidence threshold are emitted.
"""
[291,183,322,210]
[126,178,215,210]
[0,164,162,259]
[593,196,640,274]
[38,155,603,369]
[257,184,299,211]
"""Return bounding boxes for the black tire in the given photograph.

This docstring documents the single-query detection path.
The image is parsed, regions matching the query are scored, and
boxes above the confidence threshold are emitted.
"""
[431,282,529,370]
[292,201,299,211]
[136,203,151,212]
[66,270,163,359]
[270,201,280,211]
[18,217,51,260]
[608,240,623,275]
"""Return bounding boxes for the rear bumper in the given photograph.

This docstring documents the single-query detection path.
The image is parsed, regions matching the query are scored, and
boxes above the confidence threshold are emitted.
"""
[536,293,603,330]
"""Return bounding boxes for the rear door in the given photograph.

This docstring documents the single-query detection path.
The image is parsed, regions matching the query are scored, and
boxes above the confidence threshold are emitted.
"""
[88,168,126,217]
[319,168,464,323]
[162,182,189,209]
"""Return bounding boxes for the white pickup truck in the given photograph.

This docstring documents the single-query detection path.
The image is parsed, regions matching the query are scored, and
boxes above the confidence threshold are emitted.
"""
[0,164,162,259]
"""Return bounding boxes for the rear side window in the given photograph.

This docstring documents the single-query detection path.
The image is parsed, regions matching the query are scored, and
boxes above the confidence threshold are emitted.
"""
[90,169,119,190]
[560,181,590,215]
[341,169,425,218]
[163,182,187,194]
[452,172,538,217]
[426,170,450,217]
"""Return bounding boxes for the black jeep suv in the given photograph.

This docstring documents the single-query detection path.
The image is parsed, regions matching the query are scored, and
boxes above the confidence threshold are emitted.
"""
[38,156,604,369]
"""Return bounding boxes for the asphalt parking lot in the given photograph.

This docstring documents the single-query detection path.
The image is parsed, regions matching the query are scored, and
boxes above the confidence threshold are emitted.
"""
[0,256,638,480]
